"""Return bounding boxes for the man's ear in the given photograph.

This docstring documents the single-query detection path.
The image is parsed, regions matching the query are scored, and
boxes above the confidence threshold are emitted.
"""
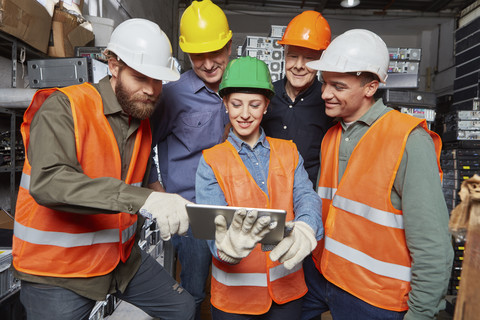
[365,80,379,98]
[108,58,120,78]
[226,40,233,56]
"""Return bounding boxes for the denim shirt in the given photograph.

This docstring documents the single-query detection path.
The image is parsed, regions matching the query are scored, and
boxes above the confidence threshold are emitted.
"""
[149,70,229,202]
[196,128,323,259]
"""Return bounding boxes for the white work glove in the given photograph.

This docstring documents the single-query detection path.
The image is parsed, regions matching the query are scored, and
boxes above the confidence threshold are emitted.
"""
[139,192,191,241]
[270,221,317,270]
[215,209,276,264]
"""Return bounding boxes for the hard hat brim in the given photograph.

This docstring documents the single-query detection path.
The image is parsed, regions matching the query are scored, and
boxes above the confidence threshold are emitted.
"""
[306,60,387,84]
[136,65,180,82]
[179,32,232,54]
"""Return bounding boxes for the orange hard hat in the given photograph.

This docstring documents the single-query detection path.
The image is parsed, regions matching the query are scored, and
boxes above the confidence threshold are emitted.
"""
[277,11,331,51]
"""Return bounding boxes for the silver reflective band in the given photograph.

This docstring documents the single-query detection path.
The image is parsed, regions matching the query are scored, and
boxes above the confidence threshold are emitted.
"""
[130,182,142,187]
[317,187,336,200]
[20,173,30,190]
[269,261,302,282]
[325,236,411,282]
[333,195,404,229]
[212,263,267,287]
[14,221,120,247]
[121,223,137,244]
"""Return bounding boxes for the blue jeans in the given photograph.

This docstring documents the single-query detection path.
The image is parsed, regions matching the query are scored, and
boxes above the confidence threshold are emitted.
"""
[212,298,303,320]
[20,249,195,320]
[172,228,212,320]
[301,256,407,320]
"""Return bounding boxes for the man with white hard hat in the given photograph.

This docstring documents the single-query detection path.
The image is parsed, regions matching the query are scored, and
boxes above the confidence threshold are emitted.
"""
[12,18,195,320]
[301,29,453,320]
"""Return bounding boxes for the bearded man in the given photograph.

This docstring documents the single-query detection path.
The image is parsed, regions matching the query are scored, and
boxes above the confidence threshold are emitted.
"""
[12,19,195,320]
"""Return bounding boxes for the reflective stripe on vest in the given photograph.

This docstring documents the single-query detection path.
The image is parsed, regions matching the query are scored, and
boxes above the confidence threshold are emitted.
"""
[332,195,404,229]
[18,172,138,246]
[317,186,336,200]
[325,236,411,282]
[212,261,302,287]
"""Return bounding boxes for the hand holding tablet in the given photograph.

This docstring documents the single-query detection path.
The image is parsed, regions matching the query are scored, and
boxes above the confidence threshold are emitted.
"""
[185,203,287,245]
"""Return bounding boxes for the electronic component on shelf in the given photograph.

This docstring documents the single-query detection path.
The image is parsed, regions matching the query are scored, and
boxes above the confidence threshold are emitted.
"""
[28,57,90,88]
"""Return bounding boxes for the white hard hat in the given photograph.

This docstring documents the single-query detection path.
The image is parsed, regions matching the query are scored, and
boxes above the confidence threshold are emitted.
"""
[106,18,180,81]
[306,29,389,83]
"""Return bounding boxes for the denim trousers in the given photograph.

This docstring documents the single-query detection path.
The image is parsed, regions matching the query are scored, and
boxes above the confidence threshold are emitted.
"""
[20,249,195,320]
[172,228,212,320]
[301,256,407,320]
[211,298,303,320]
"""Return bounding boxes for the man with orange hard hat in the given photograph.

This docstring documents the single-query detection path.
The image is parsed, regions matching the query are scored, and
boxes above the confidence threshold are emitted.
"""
[262,10,334,186]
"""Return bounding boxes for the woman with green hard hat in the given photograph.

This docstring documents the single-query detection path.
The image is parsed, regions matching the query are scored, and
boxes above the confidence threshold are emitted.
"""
[195,56,323,319]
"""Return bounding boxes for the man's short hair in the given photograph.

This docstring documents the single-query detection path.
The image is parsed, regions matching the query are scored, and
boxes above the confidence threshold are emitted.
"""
[347,72,380,86]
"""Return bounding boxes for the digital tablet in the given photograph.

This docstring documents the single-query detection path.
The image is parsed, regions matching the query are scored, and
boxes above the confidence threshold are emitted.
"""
[186,203,287,245]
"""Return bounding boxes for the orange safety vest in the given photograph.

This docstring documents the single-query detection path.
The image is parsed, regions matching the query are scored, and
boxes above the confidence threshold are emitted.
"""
[314,110,442,311]
[203,137,307,315]
[12,83,152,278]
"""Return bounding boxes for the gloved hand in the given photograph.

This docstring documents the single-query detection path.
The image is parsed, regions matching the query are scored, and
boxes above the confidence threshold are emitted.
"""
[139,192,191,241]
[270,221,317,270]
[215,209,276,264]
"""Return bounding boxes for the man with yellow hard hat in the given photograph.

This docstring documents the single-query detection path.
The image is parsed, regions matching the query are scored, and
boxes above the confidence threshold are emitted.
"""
[148,0,231,318]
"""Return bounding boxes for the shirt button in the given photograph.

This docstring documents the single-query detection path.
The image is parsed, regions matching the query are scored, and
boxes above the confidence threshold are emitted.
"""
[345,137,350,142]
[289,105,293,108]
[261,181,265,184]
[300,98,304,102]
[283,125,287,129]
[255,163,259,165]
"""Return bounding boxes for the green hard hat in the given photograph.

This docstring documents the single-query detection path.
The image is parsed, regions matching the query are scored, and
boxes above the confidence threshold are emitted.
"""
[219,56,275,99]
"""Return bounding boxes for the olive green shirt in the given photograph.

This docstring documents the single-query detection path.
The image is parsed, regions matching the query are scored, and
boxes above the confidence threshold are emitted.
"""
[14,76,153,301]
[323,99,453,320]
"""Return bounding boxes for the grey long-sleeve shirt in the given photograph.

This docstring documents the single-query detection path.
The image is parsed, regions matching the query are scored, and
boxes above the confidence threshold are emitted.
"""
[13,77,153,301]
[328,99,453,320]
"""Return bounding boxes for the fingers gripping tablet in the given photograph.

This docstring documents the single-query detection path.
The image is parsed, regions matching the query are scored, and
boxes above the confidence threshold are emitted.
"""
[186,203,287,245]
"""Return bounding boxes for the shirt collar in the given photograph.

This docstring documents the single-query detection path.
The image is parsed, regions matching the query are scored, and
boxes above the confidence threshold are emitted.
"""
[341,98,388,130]
[227,127,270,152]
[280,77,320,102]
[187,70,219,96]
[96,76,123,116]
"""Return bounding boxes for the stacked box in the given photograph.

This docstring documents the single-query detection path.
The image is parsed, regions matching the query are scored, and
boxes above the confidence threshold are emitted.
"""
[269,25,287,38]
[241,35,284,81]
[440,148,480,211]
[443,111,480,142]
[452,17,480,110]
[449,240,465,295]
[380,48,421,89]
[383,89,437,128]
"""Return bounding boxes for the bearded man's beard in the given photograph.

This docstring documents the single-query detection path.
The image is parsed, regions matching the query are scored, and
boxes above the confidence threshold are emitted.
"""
[115,76,157,120]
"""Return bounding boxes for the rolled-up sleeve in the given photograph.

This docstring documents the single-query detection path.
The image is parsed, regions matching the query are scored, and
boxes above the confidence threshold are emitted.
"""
[195,155,228,260]
[292,153,323,240]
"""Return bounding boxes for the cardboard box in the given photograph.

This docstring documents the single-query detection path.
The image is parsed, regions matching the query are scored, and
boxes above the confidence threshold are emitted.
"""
[48,6,94,57]
[0,0,53,53]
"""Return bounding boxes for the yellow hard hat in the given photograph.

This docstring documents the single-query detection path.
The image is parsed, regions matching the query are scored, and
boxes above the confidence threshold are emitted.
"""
[179,0,233,53]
